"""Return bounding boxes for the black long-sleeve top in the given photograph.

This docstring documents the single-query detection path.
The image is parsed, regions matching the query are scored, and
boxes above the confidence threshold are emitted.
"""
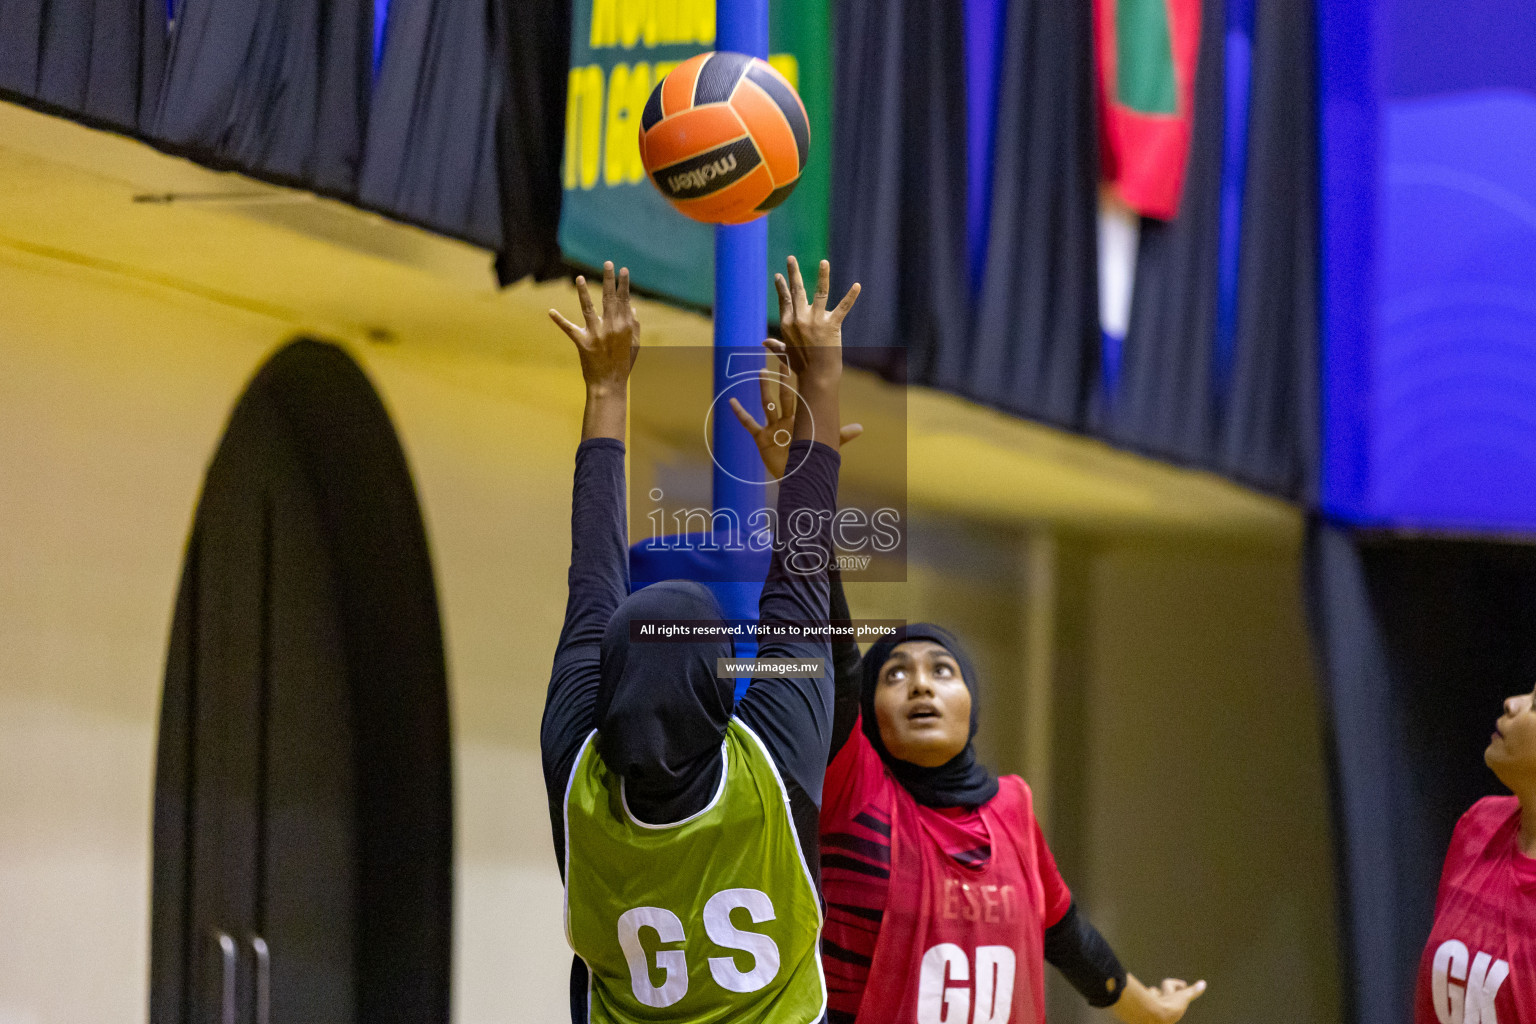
[542,437,841,1024]
[541,436,841,879]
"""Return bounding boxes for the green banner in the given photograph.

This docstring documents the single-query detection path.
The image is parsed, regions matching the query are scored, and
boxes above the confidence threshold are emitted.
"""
[558,0,830,311]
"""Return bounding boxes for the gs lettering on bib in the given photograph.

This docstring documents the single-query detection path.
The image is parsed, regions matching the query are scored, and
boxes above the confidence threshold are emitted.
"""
[613,888,783,1008]
[563,721,826,1024]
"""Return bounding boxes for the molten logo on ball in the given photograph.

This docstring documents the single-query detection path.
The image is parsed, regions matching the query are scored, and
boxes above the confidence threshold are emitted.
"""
[639,51,810,225]
[667,152,739,196]
[663,141,757,200]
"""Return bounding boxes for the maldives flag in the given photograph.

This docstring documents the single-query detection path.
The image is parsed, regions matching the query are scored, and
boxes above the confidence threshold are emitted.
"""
[1094,0,1200,220]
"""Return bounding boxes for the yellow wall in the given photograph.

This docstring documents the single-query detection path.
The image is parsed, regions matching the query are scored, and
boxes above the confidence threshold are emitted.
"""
[0,239,1337,1023]
[1066,541,1340,1023]
[843,533,1339,1024]
[0,247,580,1023]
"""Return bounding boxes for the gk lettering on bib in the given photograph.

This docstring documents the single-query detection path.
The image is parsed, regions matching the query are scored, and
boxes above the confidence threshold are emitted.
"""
[1429,941,1508,1024]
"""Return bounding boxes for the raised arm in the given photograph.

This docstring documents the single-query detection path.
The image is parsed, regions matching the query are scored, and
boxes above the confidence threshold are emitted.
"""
[552,260,639,444]
[737,256,859,805]
[540,263,640,868]
[758,255,857,630]
[727,353,865,761]
[826,566,863,758]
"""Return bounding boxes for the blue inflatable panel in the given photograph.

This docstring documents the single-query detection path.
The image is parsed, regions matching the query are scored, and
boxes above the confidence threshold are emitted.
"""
[1320,0,1536,531]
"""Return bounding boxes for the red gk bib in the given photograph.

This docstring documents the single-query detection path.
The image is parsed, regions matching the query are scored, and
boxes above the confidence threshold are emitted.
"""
[1414,797,1536,1024]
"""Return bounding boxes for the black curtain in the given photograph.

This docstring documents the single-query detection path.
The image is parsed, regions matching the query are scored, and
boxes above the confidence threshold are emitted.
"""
[827,0,1316,501]
[828,0,969,382]
[1219,0,1318,499]
[358,0,503,248]
[1306,520,1536,1024]
[1099,0,1318,499]
[0,0,164,130]
[493,0,570,284]
[9,0,1315,494]
[953,0,1100,428]
[1093,0,1225,463]
[1,0,571,271]
[147,0,371,193]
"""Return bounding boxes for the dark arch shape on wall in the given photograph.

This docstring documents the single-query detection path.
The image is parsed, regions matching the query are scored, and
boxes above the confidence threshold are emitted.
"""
[151,338,451,1024]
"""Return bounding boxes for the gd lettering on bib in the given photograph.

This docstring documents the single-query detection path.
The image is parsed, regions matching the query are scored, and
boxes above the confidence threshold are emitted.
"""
[859,776,1046,1024]
[564,720,826,1024]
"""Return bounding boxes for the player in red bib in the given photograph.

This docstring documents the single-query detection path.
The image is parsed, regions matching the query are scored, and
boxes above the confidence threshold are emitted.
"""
[817,622,1205,1024]
[1414,685,1536,1024]
[732,364,1207,1024]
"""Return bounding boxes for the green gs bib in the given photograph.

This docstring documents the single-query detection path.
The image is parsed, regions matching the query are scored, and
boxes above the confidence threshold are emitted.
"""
[563,719,826,1024]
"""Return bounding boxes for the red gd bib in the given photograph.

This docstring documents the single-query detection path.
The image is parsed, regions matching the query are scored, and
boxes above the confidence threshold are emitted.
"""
[859,776,1046,1024]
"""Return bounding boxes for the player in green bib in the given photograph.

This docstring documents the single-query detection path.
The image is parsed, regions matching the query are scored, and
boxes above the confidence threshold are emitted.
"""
[542,258,861,1024]
[564,719,822,1022]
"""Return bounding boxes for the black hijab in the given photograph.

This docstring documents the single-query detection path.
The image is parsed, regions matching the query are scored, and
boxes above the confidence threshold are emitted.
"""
[595,580,735,821]
[860,623,999,808]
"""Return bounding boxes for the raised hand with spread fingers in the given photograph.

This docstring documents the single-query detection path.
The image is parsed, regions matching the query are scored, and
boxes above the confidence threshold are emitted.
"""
[728,351,864,480]
[770,255,859,451]
[548,261,640,442]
